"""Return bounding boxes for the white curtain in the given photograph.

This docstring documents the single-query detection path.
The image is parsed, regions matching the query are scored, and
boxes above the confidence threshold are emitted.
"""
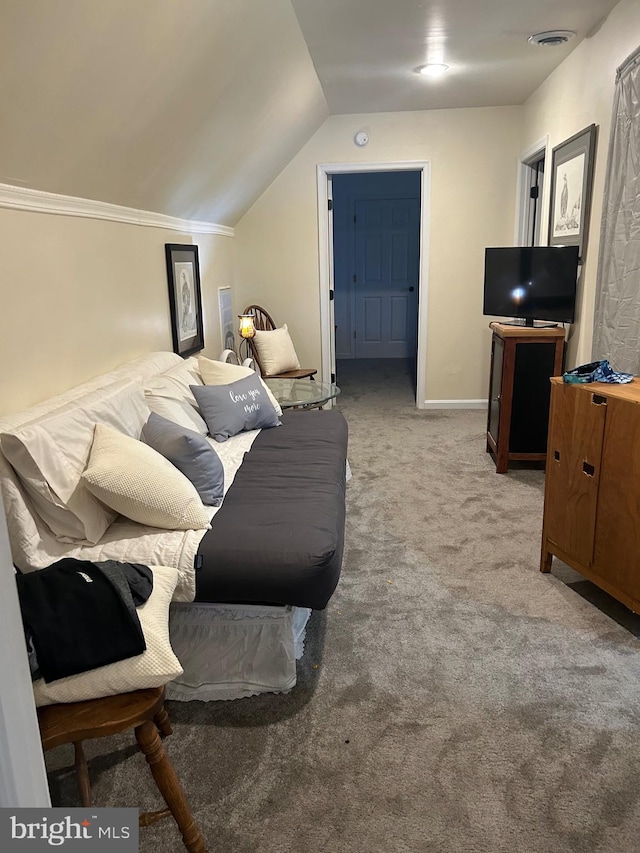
[592,46,640,372]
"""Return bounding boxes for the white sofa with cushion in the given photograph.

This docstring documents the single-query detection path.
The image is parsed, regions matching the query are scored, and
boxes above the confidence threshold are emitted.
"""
[0,352,348,702]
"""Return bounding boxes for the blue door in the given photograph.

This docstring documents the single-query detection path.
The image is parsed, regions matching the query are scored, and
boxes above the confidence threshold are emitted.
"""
[354,197,420,358]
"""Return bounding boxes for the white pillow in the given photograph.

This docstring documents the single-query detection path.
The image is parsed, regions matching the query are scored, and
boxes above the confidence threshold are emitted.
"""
[143,395,208,435]
[33,565,183,707]
[1,381,149,543]
[143,358,208,435]
[251,325,301,375]
[81,424,211,531]
[2,447,87,540]
[198,355,283,416]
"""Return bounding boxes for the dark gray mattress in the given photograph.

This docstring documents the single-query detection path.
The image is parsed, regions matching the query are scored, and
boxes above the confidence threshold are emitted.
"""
[195,409,348,610]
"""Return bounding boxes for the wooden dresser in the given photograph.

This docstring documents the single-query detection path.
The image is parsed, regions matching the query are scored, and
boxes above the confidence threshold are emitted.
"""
[540,377,640,613]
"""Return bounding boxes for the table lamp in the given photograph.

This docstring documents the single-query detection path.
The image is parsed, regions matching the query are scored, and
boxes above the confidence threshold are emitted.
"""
[238,314,256,360]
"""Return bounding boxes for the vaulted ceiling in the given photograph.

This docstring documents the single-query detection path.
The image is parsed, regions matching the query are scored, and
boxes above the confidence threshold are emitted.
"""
[0,0,620,226]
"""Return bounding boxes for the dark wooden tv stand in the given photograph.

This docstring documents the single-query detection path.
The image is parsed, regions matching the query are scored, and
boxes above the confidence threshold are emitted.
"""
[486,322,565,473]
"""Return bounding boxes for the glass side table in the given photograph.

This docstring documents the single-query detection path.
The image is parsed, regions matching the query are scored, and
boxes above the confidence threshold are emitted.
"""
[264,378,340,410]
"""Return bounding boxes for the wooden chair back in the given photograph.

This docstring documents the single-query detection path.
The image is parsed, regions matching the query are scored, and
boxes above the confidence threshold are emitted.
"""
[242,304,317,380]
[244,304,277,333]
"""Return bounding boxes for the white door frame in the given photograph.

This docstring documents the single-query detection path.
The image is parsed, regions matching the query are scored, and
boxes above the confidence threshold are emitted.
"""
[317,161,431,409]
[0,506,51,807]
[514,135,549,246]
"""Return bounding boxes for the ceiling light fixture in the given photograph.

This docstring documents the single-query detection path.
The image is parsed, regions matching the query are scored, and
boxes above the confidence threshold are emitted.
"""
[528,30,576,47]
[417,63,449,79]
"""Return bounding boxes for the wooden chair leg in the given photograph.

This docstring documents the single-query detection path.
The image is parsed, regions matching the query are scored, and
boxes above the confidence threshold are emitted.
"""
[139,807,172,827]
[135,720,206,853]
[73,741,92,807]
[154,707,172,738]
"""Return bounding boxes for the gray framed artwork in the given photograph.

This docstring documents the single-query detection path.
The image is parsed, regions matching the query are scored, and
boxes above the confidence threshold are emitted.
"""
[548,124,597,262]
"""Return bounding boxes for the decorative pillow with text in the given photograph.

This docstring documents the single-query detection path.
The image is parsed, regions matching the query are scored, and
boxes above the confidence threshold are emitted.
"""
[197,355,283,415]
[191,374,281,442]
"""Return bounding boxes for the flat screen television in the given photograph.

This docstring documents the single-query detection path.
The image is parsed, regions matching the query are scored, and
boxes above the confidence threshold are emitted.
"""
[483,246,579,326]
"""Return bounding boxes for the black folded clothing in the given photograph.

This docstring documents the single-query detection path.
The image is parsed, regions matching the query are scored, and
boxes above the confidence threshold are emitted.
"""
[16,559,152,683]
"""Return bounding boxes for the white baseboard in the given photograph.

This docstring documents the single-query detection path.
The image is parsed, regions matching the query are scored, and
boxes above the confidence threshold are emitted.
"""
[422,399,487,410]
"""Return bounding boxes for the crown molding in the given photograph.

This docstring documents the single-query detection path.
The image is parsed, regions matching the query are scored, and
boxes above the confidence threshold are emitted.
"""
[0,183,234,237]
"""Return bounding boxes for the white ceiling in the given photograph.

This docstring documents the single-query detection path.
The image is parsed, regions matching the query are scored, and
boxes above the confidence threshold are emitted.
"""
[291,0,621,113]
[0,0,621,225]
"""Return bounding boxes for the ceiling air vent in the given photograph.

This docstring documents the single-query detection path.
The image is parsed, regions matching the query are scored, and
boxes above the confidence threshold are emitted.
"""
[528,30,576,47]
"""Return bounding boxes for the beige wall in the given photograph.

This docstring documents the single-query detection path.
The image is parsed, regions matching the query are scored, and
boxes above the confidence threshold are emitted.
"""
[0,0,327,226]
[0,207,234,416]
[521,0,640,368]
[235,107,522,403]
[5,0,634,413]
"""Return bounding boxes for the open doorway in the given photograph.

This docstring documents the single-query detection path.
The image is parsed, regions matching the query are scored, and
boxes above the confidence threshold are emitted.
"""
[515,137,548,248]
[317,162,430,409]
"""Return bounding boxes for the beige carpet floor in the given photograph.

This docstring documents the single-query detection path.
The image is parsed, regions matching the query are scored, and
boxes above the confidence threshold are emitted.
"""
[46,358,640,853]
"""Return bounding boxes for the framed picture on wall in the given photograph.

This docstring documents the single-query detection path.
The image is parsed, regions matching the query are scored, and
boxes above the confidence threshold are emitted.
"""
[165,243,204,357]
[218,285,236,354]
[548,124,597,261]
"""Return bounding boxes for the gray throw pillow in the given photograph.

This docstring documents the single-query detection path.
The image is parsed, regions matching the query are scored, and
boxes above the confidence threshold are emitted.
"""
[191,374,281,442]
[141,412,224,506]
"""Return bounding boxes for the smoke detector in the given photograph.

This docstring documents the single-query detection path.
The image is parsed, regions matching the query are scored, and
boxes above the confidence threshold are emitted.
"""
[528,30,576,47]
